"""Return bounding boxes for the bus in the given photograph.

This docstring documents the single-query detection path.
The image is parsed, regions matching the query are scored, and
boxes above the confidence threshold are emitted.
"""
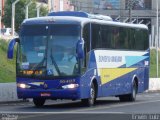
[7,11,149,107]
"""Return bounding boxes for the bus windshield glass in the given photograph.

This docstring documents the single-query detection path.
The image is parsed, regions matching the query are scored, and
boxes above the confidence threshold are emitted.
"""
[17,24,80,78]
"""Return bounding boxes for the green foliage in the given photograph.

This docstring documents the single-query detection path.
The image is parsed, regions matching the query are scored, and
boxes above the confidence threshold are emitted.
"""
[40,5,48,17]
[2,0,48,32]
[0,39,16,83]
[150,49,160,77]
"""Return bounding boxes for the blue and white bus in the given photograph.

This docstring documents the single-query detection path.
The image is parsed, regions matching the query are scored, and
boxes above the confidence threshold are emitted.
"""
[8,11,149,107]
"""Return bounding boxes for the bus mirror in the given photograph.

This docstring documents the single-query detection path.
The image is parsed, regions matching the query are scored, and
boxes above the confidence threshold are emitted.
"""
[7,38,19,59]
[76,39,84,59]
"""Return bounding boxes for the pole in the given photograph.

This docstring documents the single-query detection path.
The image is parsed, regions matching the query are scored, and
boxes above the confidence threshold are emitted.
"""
[129,5,132,22]
[156,0,159,78]
[51,0,54,12]
[37,7,40,17]
[37,4,42,17]
[25,1,32,19]
[152,25,155,48]
[60,0,64,11]
[129,0,132,22]
[11,0,20,37]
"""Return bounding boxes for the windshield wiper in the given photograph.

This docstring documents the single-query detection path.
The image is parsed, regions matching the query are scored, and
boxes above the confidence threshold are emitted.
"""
[50,48,61,75]
[31,57,46,71]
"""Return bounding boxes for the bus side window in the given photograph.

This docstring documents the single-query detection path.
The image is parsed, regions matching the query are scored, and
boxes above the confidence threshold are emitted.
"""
[101,25,113,49]
[83,23,90,53]
[91,23,101,49]
[112,27,120,49]
[82,23,90,74]
[129,28,136,50]
[135,29,145,50]
[144,30,149,50]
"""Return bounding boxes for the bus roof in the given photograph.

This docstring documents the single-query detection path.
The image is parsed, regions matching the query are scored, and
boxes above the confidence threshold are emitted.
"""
[22,15,148,30]
[48,11,113,21]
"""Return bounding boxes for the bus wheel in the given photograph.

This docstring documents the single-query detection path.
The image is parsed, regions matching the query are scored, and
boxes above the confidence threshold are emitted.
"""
[33,98,45,107]
[119,81,137,102]
[81,83,96,106]
[128,80,137,101]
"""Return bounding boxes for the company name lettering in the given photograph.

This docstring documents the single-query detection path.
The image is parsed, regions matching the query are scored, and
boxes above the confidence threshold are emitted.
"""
[99,56,122,62]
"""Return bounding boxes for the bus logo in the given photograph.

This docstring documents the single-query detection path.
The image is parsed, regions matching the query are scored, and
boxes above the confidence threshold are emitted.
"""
[44,83,48,89]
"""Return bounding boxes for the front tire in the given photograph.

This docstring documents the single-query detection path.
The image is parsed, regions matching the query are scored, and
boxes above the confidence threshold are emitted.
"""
[33,98,45,107]
[81,83,96,106]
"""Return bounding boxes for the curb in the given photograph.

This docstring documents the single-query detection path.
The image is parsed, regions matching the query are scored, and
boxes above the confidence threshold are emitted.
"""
[0,99,29,105]
[145,90,160,93]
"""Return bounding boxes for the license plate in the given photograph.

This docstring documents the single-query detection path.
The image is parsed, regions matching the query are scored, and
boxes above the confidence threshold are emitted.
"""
[40,93,51,97]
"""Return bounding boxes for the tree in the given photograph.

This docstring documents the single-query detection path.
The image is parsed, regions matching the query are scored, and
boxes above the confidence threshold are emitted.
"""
[2,0,48,32]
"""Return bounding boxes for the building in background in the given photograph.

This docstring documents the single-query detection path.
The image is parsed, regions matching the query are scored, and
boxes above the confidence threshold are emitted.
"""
[70,0,93,12]
[48,0,74,12]
[97,0,120,10]
[72,0,160,48]
[71,0,155,28]
[74,0,153,24]
[1,0,160,48]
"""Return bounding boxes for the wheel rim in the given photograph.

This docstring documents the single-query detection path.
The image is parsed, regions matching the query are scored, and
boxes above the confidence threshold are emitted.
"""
[132,83,136,99]
[90,87,95,104]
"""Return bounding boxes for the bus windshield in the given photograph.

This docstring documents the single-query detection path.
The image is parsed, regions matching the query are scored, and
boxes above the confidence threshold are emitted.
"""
[17,24,80,78]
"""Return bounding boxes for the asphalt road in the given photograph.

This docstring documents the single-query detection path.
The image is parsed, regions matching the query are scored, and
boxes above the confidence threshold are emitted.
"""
[0,92,160,120]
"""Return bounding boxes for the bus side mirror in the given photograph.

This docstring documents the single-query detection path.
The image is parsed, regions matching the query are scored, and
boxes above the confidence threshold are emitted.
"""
[76,39,84,59]
[7,38,19,59]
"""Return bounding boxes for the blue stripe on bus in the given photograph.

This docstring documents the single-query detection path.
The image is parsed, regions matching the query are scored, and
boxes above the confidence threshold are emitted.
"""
[125,56,149,67]
[87,51,97,69]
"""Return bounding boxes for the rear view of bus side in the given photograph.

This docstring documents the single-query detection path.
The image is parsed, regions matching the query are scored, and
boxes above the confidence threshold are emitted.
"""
[81,20,149,105]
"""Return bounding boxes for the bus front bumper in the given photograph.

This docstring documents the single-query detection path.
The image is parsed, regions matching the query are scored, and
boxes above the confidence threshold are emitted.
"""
[17,88,81,100]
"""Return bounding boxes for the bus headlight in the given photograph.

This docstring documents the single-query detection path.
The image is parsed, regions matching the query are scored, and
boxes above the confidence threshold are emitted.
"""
[62,84,79,89]
[17,83,31,89]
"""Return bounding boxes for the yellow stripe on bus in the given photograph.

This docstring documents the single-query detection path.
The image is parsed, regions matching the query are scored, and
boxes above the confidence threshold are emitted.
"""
[100,68,137,85]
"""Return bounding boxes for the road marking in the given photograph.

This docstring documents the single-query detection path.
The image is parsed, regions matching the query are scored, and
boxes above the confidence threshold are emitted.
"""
[0,111,124,114]
[2,99,160,114]
[67,99,160,112]
[1,112,125,120]
[17,114,48,120]
[1,94,160,114]
[16,112,125,120]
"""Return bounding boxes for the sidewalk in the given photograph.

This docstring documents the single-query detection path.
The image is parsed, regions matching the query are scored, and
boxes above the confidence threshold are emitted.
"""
[0,78,160,102]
